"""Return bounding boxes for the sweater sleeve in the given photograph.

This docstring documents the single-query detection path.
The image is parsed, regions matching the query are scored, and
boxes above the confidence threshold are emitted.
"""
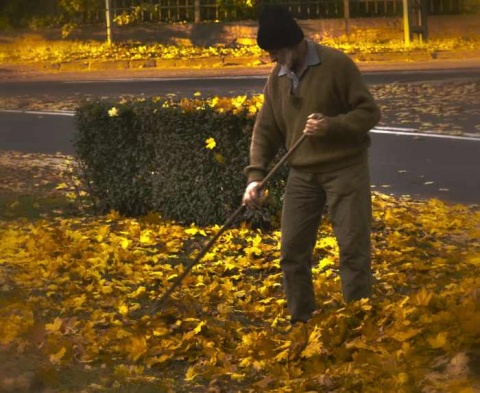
[326,54,381,140]
[244,82,284,183]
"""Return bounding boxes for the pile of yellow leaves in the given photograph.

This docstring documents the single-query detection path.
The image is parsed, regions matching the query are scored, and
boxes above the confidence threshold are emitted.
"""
[0,194,479,392]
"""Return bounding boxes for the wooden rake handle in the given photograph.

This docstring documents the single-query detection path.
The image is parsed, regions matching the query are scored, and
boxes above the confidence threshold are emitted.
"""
[149,133,308,313]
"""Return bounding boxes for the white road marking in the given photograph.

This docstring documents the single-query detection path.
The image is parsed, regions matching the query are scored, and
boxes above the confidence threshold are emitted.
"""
[0,109,75,117]
[0,108,479,142]
[375,126,417,132]
[371,127,480,141]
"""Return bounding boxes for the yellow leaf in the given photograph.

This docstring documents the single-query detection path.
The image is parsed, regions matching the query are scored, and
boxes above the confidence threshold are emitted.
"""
[118,304,129,316]
[108,107,119,117]
[468,256,480,266]
[318,257,334,270]
[391,328,420,342]
[185,227,206,236]
[49,347,66,364]
[146,353,172,366]
[101,286,113,294]
[194,321,205,334]
[185,366,198,381]
[316,236,338,249]
[411,287,433,306]
[208,96,219,107]
[346,337,376,351]
[152,327,170,336]
[45,317,63,333]
[395,372,409,384]
[359,298,373,311]
[232,95,247,108]
[140,230,153,244]
[106,210,121,220]
[205,137,216,150]
[229,372,245,381]
[185,227,198,235]
[127,335,147,362]
[55,182,68,190]
[96,225,109,242]
[274,348,290,362]
[223,260,237,271]
[428,332,448,349]
[301,325,323,358]
[120,238,130,249]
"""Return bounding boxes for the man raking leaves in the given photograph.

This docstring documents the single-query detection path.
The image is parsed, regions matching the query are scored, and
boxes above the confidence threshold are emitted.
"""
[148,6,380,336]
[242,5,381,333]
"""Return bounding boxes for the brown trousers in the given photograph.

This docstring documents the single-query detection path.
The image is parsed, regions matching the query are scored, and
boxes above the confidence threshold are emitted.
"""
[280,157,373,323]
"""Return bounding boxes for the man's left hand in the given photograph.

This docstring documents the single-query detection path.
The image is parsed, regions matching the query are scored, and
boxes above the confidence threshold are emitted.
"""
[303,113,328,137]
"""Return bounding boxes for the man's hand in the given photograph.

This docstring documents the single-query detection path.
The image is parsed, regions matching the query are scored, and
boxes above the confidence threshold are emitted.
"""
[303,113,328,137]
[242,181,267,207]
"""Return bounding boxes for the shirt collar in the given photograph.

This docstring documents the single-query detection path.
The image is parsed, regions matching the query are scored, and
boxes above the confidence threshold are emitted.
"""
[278,40,321,77]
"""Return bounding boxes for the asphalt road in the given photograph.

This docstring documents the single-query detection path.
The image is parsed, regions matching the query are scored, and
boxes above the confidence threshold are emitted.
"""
[1,67,480,98]
[0,111,478,204]
[1,66,479,204]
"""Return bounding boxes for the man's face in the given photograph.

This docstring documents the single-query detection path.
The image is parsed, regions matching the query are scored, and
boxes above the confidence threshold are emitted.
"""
[267,47,296,69]
[267,41,306,71]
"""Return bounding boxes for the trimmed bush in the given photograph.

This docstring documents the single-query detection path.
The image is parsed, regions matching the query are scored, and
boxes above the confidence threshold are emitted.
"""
[74,96,287,226]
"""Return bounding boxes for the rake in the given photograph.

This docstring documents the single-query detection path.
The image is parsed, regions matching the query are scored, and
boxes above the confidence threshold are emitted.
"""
[148,133,308,314]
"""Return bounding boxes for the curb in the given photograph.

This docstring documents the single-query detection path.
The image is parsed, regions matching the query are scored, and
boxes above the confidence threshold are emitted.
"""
[44,56,262,72]
[41,51,476,72]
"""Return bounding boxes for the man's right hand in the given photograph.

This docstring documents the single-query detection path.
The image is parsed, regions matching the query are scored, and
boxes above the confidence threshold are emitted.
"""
[242,181,266,207]
[303,113,328,137]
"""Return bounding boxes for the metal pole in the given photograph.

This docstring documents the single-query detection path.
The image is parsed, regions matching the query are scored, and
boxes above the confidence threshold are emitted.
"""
[421,0,429,42]
[344,0,351,38]
[403,0,410,46]
[105,0,113,44]
[194,0,200,23]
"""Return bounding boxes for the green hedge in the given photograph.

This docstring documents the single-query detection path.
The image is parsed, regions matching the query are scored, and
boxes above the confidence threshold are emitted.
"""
[74,97,287,227]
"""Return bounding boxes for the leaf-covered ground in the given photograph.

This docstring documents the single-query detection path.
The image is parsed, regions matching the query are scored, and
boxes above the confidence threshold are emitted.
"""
[371,80,480,136]
[0,80,479,137]
[0,150,479,392]
[0,151,80,221]
[1,36,478,64]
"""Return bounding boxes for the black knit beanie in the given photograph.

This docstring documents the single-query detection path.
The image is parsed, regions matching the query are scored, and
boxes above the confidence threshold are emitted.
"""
[257,5,304,50]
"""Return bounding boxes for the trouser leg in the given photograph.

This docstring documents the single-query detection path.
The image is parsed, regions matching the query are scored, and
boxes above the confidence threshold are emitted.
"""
[280,168,325,323]
[323,159,373,302]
